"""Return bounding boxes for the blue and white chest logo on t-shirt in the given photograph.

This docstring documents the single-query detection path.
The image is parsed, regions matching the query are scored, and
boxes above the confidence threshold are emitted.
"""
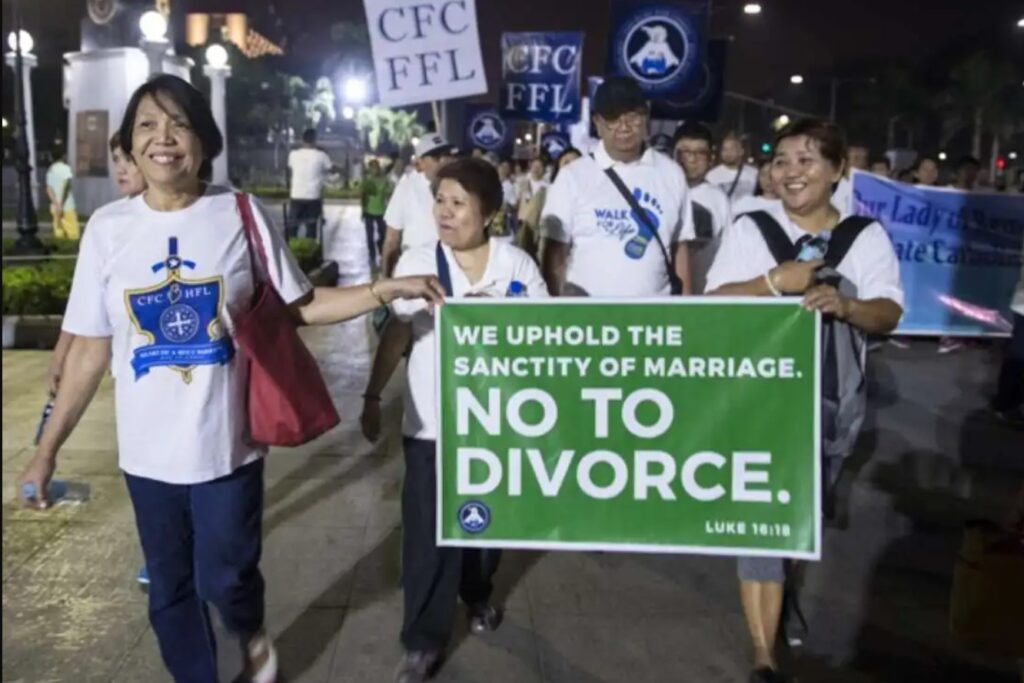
[593,186,664,260]
[125,237,234,383]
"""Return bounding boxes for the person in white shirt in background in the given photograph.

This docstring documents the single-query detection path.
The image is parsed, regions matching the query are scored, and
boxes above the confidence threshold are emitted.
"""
[732,159,782,216]
[18,75,444,683]
[287,128,338,240]
[552,147,583,183]
[672,121,731,295]
[363,157,549,683]
[831,143,869,216]
[380,134,455,277]
[496,159,519,242]
[706,131,759,207]
[541,76,695,296]
[516,156,550,258]
[706,118,903,683]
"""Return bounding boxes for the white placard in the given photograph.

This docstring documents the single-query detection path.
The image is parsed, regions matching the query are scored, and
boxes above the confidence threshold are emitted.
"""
[364,0,488,107]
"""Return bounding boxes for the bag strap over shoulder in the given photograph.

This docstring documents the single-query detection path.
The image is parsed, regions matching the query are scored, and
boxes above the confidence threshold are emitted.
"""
[824,215,874,269]
[435,242,454,297]
[236,192,270,286]
[742,210,797,264]
[726,162,745,199]
[601,165,675,275]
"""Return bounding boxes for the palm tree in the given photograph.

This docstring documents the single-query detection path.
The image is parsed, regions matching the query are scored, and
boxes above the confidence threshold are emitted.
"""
[356,106,425,152]
[938,51,1017,161]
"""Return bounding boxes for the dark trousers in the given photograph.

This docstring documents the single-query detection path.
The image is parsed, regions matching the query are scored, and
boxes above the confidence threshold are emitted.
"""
[994,312,1024,411]
[401,438,501,652]
[125,459,265,683]
[364,213,386,266]
[287,198,323,240]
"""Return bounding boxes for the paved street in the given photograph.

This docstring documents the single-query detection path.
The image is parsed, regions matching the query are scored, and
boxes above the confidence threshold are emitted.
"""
[2,207,1021,682]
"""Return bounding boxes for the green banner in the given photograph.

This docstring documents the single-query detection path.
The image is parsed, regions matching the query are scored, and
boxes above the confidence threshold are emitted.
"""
[436,299,821,559]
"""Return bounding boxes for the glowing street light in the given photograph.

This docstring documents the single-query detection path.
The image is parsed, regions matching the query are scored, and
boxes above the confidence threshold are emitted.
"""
[772,115,791,131]
[1017,17,1024,28]
[743,3,763,15]
[1009,152,1018,161]
[524,133,533,142]
[515,137,523,145]
[790,74,804,85]
[938,152,948,161]
[204,44,229,69]
[139,11,168,41]
[7,30,34,55]
[343,77,368,104]
[341,106,355,120]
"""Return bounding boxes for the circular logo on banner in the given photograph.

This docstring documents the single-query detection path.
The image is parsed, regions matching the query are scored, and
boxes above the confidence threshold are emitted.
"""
[457,500,491,534]
[616,10,700,91]
[469,113,506,151]
[541,132,571,160]
[160,304,201,343]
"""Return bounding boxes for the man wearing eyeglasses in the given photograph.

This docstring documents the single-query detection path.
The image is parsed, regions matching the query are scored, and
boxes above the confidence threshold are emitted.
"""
[673,121,732,294]
[540,76,695,297]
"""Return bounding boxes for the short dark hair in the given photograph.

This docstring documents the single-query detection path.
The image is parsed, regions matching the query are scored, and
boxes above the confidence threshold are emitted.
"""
[52,143,67,161]
[109,131,122,154]
[119,75,223,182]
[956,155,981,170]
[432,157,503,219]
[672,121,713,147]
[592,76,648,120]
[870,156,891,169]
[772,118,845,170]
[302,128,317,145]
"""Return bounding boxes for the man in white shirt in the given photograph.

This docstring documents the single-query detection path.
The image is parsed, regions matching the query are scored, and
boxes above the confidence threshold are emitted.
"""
[540,76,695,296]
[287,128,337,239]
[706,132,758,206]
[831,143,869,216]
[380,134,454,276]
[672,121,732,294]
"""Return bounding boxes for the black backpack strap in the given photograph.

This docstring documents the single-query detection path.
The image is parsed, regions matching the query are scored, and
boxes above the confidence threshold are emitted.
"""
[726,162,745,199]
[742,210,797,264]
[692,202,714,239]
[824,216,874,269]
[435,242,454,297]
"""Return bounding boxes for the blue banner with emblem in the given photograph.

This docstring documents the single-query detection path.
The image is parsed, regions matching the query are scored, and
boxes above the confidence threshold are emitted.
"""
[852,171,1024,336]
[607,1,706,105]
[463,104,510,153]
[540,131,572,160]
[500,32,584,124]
[653,38,726,121]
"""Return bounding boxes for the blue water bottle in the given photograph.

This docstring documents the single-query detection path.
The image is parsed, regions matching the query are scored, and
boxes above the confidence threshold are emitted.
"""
[505,280,527,297]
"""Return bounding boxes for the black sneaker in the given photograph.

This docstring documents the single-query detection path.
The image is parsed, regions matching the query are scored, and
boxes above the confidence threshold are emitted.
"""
[749,667,787,683]
[468,603,503,635]
[781,586,809,647]
[394,650,441,683]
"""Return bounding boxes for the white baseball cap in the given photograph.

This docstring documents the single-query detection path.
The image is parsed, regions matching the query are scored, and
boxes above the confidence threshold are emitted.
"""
[415,133,455,159]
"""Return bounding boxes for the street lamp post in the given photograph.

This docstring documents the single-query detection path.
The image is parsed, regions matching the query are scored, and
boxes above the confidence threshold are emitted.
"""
[7,18,42,254]
[203,44,231,186]
[139,10,169,76]
[6,29,39,211]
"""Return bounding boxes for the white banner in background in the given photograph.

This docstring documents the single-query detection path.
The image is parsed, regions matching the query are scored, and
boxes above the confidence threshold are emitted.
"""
[364,0,488,107]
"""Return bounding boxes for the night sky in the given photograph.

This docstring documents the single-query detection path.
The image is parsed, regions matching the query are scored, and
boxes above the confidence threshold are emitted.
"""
[3,0,1022,145]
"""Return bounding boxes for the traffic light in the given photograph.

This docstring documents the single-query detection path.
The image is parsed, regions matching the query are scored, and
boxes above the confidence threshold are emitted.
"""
[996,157,1006,171]
[761,142,772,154]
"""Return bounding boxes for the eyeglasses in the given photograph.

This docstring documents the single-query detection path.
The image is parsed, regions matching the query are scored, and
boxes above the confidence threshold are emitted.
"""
[675,149,710,160]
[599,111,646,131]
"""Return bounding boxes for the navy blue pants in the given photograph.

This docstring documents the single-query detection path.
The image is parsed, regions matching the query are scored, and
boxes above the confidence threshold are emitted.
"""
[401,438,501,652]
[125,459,265,683]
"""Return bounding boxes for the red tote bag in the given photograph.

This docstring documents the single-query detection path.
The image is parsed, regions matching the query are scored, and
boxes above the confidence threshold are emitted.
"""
[233,193,340,446]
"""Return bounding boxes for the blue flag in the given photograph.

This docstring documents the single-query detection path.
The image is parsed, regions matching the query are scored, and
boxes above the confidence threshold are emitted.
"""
[501,32,584,123]
[606,1,706,102]
[852,171,1024,336]
[464,104,509,152]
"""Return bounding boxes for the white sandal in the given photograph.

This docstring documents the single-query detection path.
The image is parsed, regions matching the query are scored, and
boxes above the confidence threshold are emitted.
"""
[244,631,278,683]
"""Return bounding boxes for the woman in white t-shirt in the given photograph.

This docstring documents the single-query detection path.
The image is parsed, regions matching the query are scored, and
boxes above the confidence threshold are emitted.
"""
[390,157,548,682]
[17,75,443,683]
[706,119,903,683]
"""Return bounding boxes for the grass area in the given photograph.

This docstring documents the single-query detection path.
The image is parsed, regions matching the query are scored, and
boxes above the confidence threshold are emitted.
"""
[2,206,54,222]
